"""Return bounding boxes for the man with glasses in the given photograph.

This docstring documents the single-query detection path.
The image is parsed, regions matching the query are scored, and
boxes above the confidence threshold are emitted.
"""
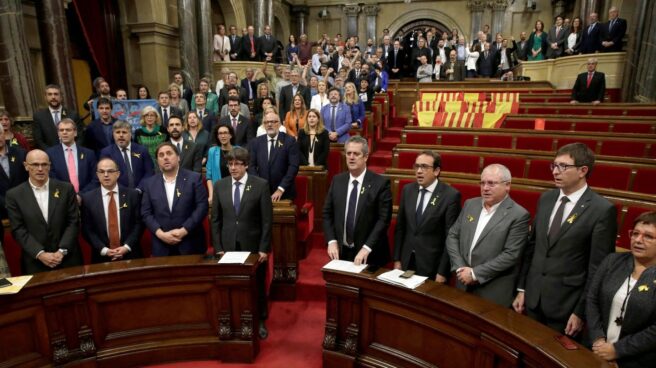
[446,164,530,307]
[393,151,461,282]
[514,143,616,338]
[99,121,154,191]
[6,150,83,274]
[80,158,143,263]
[570,57,606,105]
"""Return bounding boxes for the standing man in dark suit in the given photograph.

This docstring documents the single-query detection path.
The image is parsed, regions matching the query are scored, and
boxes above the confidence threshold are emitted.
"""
[84,97,115,156]
[193,92,218,133]
[217,96,254,146]
[259,24,278,61]
[32,84,81,150]
[156,90,182,129]
[6,150,82,274]
[477,43,496,78]
[228,25,241,61]
[141,142,208,256]
[447,164,530,307]
[515,32,529,61]
[211,146,272,339]
[580,12,602,54]
[570,57,606,104]
[394,151,461,282]
[278,68,311,122]
[600,6,627,52]
[80,158,143,263]
[546,16,567,59]
[386,40,405,79]
[167,116,202,173]
[323,136,392,266]
[320,88,352,144]
[173,72,193,108]
[240,25,260,61]
[0,125,28,221]
[513,143,617,337]
[248,111,299,201]
[99,121,154,190]
[46,118,98,196]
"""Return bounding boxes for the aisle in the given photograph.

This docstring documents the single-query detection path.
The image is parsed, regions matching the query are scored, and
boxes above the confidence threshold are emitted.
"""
[149,240,327,368]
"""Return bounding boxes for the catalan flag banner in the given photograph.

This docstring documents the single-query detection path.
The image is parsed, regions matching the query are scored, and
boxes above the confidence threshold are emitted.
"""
[490,92,520,102]
[441,101,467,113]
[463,92,486,102]
[417,111,440,127]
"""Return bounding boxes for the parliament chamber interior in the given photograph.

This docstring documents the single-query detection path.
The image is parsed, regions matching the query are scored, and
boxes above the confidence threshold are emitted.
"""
[1,0,655,367]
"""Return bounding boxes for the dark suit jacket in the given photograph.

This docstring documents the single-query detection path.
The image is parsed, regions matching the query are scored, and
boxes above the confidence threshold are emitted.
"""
[443,60,465,81]
[171,140,203,173]
[546,25,568,59]
[157,105,183,129]
[0,145,28,220]
[248,132,299,200]
[571,71,606,103]
[46,144,98,193]
[240,34,261,61]
[278,84,311,122]
[386,48,406,79]
[217,115,254,147]
[228,34,241,60]
[515,40,529,60]
[322,170,392,266]
[141,169,208,256]
[84,119,115,155]
[99,143,154,189]
[394,181,461,278]
[32,107,81,150]
[586,252,656,368]
[518,187,617,321]
[259,34,278,60]
[297,130,329,168]
[80,186,143,263]
[447,196,530,307]
[477,52,497,77]
[196,109,218,134]
[580,22,602,54]
[6,179,82,274]
[210,175,272,253]
[600,18,627,52]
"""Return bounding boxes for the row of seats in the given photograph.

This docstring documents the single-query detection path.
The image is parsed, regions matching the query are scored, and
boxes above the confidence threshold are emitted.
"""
[518,103,656,117]
[502,115,656,133]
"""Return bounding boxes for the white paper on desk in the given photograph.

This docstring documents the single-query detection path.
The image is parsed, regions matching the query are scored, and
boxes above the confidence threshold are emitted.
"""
[322,260,367,273]
[0,275,33,295]
[217,252,251,264]
[377,269,428,289]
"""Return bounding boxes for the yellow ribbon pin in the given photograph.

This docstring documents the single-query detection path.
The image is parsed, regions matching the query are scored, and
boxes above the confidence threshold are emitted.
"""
[54,189,60,198]
[638,285,649,292]
[467,215,474,222]
[566,213,578,224]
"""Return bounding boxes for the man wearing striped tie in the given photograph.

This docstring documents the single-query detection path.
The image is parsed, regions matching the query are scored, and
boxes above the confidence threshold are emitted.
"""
[570,57,606,105]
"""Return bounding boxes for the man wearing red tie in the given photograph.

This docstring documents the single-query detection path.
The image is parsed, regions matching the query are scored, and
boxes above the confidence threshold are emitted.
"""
[570,57,606,105]
[240,25,260,61]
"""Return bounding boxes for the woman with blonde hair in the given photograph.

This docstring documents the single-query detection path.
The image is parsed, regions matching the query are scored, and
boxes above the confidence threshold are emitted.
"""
[169,83,189,115]
[134,105,168,166]
[343,82,365,129]
[182,110,209,158]
[297,109,329,168]
[310,80,330,111]
[284,94,307,138]
[0,110,30,151]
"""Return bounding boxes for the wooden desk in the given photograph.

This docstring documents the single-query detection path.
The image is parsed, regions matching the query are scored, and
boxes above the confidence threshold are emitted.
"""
[0,255,262,367]
[322,268,610,368]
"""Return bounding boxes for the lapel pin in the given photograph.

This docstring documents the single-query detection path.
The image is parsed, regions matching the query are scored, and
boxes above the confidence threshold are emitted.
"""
[566,213,578,224]
[53,188,60,198]
[80,153,85,160]
[10,156,15,162]
[121,203,128,209]
[132,152,141,158]
[638,285,649,292]
[176,188,181,198]
[467,214,474,222]
[246,185,252,192]
[430,197,437,206]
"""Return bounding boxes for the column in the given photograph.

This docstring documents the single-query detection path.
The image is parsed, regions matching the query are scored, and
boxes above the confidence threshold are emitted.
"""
[553,0,566,19]
[254,0,265,36]
[343,5,361,38]
[467,0,486,43]
[580,0,602,22]
[0,1,37,117]
[291,6,309,36]
[36,0,78,111]
[197,0,212,78]
[178,0,199,91]
[362,4,380,44]
[621,0,656,102]
[267,0,274,34]
[490,0,508,38]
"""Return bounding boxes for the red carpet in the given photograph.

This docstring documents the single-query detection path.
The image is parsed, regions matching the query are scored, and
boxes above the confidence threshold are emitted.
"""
[146,237,327,368]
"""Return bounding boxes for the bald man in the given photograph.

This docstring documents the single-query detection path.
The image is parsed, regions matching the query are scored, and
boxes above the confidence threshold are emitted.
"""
[6,150,82,274]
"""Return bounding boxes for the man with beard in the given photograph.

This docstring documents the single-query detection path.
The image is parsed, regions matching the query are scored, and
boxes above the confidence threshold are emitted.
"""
[167,116,202,173]
[33,84,81,150]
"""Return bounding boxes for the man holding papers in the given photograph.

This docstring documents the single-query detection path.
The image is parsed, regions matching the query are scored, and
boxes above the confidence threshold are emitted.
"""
[210,146,272,339]
[323,136,392,266]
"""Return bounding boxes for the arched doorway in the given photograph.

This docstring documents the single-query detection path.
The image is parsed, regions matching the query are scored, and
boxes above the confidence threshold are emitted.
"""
[392,18,451,48]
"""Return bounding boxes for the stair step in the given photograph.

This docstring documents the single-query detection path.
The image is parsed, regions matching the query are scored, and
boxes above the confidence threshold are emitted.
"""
[367,166,386,174]
[391,116,409,128]
[368,151,392,167]
[376,138,400,151]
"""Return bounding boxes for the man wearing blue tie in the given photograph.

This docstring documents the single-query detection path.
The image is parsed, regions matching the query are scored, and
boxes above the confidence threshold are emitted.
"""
[320,88,352,143]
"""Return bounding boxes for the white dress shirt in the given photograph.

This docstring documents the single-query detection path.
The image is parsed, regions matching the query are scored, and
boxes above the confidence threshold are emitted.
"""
[342,170,368,250]
[606,276,637,343]
[29,179,49,222]
[163,171,178,211]
[548,184,588,232]
[231,173,248,208]
[469,197,505,264]
[417,179,438,215]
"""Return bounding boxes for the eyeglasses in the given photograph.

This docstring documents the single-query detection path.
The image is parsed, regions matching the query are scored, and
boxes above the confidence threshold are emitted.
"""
[550,163,580,172]
[480,180,508,187]
[97,169,119,175]
[413,164,433,171]
[263,120,279,125]
[628,230,656,243]
[27,163,50,169]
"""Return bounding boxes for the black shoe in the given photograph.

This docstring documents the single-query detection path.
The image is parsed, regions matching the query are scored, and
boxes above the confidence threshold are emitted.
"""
[259,321,268,340]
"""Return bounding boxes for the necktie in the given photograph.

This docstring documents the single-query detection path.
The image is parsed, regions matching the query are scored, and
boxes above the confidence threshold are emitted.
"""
[198,110,204,118]
[548,196,570,242]
[108,191,120,249]
[556,27,560,37]
[122,148,134,188]
[177,142,182,160]
[292,85,298,96]
[587,72,593,88]
[163,108,169,125]
[53,111,60,126]
[331,105,337,131]
[66,148,79,192]
[232,117,238,130]
[610,19,615,32]
[250,36,255,53]
[345,180,358,245]
[233,182,241,214]
[588,23,594,34]
[416,188,427,224]
[268,138,275,162]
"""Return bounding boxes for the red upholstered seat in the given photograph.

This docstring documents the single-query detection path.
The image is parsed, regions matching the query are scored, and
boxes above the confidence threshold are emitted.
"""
[440,153,480,174]
[477,135,513,149]
[587,164,632,191]
[544,120,572,131]
[502,119,533,130]
[527,159,555,181]
[327,150,342,182]
[600,141,647,158]
[3,232,23,276]
[574,121,611,132]
[440,133,475,147]
[617,206,652,249]
[294,175,314,243]
[397,151,417,169]
[556,138,597,151]
[612,122,653,134]
[483,156,526,178]
[405,132,438,145]
[396,178,414,204]
[449,183,481,206]
[515,136,553,151]
[511,190,541,218]
[632,168,656,194]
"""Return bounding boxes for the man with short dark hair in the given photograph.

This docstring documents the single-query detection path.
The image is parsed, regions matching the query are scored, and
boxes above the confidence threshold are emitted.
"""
[570,57,606,105]
[157,91,182,128]
[259,24,278,61]
[99,121,154,190]
[32,84,81,150]
[217,96,253,146]
[546,16,567,59]
[218,87,251,119]
[514,143,617,338]
[85,97,116,155]
[167,116,202,173]
[323,136,392,266]
[320,88,352,143]
[193,92,218,132]
[0,124,28,221]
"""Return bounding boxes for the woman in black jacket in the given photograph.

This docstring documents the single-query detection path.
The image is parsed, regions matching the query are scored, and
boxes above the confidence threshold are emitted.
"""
[297,109,329,168]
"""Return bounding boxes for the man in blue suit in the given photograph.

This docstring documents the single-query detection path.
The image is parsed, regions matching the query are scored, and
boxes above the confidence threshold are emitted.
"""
[248,110,299,201]
[80,157,143,263]
[84,97,115,155]
[321,88,352,144]
[141,142,208,256]
[580,12,602,54]
[99,120,154,190]
[46,119,98,196]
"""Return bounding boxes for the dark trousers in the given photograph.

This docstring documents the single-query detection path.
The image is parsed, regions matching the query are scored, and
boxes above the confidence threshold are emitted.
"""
[527,304,578,341]
[340,245,358,262]
[237,242,268,320]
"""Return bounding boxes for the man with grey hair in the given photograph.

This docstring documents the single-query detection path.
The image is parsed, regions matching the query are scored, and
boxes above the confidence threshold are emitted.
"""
[278,67,311,121]
[570,57,605,105]
[446,164,530,307]
[601,6,627,52]
[323,136,392,266]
